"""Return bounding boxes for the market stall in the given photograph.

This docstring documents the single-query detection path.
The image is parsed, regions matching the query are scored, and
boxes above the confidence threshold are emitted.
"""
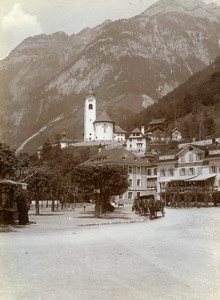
[0,179,28,224]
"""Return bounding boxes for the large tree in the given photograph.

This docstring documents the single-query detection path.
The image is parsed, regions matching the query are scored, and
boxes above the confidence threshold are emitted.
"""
[0,143,18,178]
[71,164,129,217]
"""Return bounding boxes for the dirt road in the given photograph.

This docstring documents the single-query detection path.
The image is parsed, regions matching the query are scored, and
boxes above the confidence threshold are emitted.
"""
[0,206,220,300]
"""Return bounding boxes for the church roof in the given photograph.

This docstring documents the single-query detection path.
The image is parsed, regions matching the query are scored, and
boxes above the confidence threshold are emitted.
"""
[94,111,114,123]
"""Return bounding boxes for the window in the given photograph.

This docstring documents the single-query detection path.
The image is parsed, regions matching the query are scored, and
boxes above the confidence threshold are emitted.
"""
[210,165,217,173]
[180,168,186,176]
[189,168,195,175]
[180,155,185,162]
[137,167,141,174]
[137,179,140,186]
[88,104,93,110]
[160,169,166,177]
[128,167,132,174]
[189,154,193,162]
[168,168,174,176]
[147,169,152,176]
[129,179,132,186]
[103,124,107,133]
[196,153,203,161]
[128,192,133,199]
[153,168,157,175]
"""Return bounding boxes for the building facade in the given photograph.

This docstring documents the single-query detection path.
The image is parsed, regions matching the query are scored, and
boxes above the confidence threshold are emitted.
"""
[157,142,220,202]
[84,147,155,202]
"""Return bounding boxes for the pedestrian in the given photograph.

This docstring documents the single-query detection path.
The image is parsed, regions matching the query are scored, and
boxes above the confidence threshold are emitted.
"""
[16,195,29,225]
[83,202,86,211]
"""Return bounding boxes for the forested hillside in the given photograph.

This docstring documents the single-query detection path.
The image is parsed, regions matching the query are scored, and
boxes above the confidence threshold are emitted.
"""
[123,55,220,139]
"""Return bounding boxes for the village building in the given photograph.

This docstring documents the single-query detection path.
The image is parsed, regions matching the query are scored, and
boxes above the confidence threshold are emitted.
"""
[171,127,183,141]
[125,127,148,156]
[148,118,168,131]
[83,147,156,202]
[157,141,220,204]
[113,125,126,143]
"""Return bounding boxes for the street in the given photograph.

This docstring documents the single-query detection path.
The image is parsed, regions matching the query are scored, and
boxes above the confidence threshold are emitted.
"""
[0,205,220,300]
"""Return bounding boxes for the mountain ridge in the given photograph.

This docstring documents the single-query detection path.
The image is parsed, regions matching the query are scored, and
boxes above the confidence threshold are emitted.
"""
[0,0,220,153]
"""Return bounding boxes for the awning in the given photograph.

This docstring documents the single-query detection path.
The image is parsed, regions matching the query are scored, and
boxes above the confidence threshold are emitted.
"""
[185,174,216,181]
[170,176,196,182]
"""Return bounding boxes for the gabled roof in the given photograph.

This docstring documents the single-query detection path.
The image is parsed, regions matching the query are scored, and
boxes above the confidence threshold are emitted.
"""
[146,126,165,133]
[158,148,180,162]
[94,111,114,123]
[178,144,208,156]
[84,147,148,166]
[114,125,127,134]
[149,119,166,125]
[131,127,141,133]
[171,127,182,133]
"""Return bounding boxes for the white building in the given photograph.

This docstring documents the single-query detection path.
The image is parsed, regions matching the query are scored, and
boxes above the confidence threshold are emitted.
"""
[126,127,148,155]
[171,127,183,141]
[114,126,126,143]
[94,111,114,141]
[157,143,220,201]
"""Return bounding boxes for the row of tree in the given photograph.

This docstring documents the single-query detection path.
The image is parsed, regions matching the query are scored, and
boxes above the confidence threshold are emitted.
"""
[0,142,129,217]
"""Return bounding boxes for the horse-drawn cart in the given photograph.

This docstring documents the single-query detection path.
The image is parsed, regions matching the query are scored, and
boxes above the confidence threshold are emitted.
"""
[132,194,165,219]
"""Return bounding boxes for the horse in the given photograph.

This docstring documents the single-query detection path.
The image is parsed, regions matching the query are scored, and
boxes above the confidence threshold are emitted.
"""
[132,196,150,216]
[148,198,165,220]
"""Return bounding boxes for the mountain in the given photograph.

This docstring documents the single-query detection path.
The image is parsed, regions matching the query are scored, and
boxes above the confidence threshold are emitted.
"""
[0,0,220,153]
[127,55,220,139]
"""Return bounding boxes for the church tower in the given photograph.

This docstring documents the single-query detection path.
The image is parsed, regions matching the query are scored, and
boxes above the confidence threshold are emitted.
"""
[84,89,96,142]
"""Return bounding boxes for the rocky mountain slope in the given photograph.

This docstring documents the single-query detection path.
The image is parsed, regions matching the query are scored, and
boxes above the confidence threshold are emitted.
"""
[0,0,220,153]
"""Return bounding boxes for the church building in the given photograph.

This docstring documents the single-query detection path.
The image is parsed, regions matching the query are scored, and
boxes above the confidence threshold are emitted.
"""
[84,92,125,143]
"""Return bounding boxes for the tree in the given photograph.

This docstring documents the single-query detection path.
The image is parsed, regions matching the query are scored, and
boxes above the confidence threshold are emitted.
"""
[41,139,52,161]
[25,164,64,214]
[0,143,18,178]
[203,115,215,135]
[71,164,129,217]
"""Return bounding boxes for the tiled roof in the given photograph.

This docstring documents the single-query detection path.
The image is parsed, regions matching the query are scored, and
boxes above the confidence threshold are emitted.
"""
[114,125,127,133]
[84,147,148,166]
[149,119,166,125]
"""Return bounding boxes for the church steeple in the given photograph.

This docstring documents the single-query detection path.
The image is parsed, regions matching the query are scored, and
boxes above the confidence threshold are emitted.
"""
[84,89,96,142]
[87,82,95,97]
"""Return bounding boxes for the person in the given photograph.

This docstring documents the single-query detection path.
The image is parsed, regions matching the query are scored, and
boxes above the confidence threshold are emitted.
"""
[16,195,29,225]
[83,202,86,211]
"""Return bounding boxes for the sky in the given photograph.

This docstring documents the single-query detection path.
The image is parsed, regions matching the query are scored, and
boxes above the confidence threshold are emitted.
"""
[0,0,220,60]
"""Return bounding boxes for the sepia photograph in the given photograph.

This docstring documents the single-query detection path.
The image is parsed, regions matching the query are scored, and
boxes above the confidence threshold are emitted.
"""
[0,0,220,299]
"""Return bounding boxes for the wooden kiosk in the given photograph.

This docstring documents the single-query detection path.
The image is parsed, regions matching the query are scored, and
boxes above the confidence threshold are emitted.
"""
[0,179,28,224]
